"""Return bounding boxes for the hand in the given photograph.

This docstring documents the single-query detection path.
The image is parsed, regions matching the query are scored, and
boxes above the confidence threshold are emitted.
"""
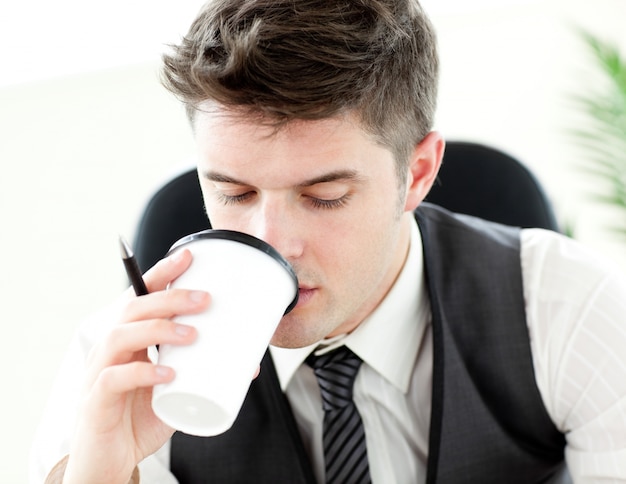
[63,249,210,484]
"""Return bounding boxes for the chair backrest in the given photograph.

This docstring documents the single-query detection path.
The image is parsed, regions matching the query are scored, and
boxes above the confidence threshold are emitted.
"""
[425,141,558,229]
[133,141,559,272]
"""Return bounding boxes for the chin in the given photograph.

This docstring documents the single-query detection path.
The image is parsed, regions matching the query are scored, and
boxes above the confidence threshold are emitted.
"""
[270,323,321,349]
[270,334,311,349]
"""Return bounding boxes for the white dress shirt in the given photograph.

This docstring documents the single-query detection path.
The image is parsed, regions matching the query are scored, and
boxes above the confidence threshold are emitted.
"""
[30,219,626,483]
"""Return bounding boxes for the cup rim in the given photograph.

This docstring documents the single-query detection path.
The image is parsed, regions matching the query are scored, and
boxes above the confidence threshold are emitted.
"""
[166,229,299,314]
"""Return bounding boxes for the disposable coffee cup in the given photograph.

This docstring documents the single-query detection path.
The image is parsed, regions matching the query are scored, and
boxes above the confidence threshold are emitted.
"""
[152,229,298,436]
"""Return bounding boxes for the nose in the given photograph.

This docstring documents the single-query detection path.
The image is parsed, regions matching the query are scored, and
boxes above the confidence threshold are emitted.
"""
[249,199,304,261]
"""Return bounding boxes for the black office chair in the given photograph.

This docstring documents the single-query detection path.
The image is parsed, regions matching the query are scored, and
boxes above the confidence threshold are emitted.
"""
[133,141,559,272]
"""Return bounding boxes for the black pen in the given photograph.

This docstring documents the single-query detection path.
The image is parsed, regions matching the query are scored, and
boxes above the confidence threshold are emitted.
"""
[119,235,149,296]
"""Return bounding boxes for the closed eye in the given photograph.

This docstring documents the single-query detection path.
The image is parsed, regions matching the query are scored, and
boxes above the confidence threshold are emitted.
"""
[216,191,255,205]
[307,194,351,210]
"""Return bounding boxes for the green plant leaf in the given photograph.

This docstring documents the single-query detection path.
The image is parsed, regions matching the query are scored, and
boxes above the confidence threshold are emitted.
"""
[569,29,626,238]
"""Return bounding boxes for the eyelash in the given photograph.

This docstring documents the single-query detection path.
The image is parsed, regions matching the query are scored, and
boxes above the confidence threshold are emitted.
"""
[217,192,253,205]
[308,195,350,210]
[216,192,350,210]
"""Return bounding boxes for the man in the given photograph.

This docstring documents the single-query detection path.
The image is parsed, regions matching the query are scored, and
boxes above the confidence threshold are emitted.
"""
[31,0,626,483]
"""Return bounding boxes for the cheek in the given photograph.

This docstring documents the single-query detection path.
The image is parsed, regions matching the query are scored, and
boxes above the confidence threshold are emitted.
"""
[317,219,389,275]
[318,193,400,255]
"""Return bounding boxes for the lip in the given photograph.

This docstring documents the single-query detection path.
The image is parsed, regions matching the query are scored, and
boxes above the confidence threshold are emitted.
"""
[295,287,316,308]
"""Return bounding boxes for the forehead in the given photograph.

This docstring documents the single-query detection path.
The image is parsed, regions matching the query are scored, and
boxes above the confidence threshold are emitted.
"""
[192,104,394,184]
[193,104,361,146]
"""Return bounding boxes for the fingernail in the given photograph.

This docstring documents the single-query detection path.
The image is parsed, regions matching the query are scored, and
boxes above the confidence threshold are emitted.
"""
[175,324,193,336]
[171,250,185,263]
[155,366,173,379]
[189,290,207,303]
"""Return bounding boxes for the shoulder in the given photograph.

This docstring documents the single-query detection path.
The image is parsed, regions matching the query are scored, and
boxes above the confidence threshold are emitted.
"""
[521,228,626,434]
[520,228,625,303]
[415,203,521,255]
[520,227,626,351]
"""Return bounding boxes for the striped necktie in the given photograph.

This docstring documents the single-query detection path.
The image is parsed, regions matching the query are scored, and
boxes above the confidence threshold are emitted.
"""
[307,346,371,484]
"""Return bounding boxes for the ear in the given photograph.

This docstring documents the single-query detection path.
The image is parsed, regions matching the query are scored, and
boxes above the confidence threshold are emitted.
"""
[403,131,445,212]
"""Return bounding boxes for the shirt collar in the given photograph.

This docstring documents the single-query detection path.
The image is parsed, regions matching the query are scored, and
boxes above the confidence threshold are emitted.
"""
[270,217,429,393]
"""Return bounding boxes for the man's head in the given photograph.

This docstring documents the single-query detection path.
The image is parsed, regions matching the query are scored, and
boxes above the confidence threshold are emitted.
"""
[161,0,439,180]
[161,0,444,347]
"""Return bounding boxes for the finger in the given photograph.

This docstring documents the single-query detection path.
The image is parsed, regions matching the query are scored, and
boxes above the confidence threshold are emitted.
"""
[123,249,193,297]
[145,248,191,293]
[93,319,198,369]
[85,361,175,428]
[89,361,174,413]
[120,287,210,324]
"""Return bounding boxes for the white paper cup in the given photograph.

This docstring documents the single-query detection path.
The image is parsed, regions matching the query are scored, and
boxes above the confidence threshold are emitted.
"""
[152,230,298,436]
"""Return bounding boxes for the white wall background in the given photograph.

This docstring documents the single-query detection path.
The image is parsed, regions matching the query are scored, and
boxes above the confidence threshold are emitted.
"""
[1,1,625,482]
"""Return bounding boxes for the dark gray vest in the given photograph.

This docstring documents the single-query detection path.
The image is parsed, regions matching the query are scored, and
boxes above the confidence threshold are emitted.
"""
[170,203,566,483]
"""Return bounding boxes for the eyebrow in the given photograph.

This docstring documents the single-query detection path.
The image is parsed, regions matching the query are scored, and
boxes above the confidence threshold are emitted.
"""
[201,169,364,188]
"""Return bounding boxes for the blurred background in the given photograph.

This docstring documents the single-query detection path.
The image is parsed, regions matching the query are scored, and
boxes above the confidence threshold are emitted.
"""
[2,0,625,481]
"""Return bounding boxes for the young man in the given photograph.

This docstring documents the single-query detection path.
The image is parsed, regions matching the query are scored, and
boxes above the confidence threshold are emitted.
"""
[31,1,626,483]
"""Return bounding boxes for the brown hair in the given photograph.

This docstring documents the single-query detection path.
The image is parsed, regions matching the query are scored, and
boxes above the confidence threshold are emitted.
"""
[162,0,439,176]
